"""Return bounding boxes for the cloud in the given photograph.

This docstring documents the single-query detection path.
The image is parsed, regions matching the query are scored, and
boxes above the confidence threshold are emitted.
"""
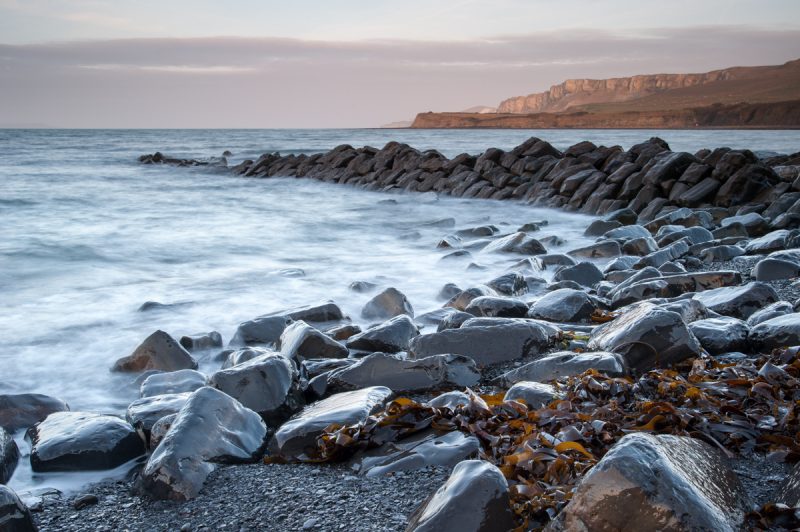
[0,26,798,127]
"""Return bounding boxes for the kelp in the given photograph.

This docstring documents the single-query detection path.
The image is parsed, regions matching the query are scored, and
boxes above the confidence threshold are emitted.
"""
[296,347,800,529]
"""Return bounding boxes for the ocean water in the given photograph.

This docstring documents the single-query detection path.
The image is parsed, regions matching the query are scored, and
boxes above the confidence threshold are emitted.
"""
[1,128,798,495]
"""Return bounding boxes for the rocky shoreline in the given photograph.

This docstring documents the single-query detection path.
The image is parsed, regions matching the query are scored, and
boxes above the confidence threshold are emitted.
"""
[3,136,800,531]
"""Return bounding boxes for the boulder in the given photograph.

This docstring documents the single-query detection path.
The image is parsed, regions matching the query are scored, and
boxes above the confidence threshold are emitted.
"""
[279,321,348,361]
[148,413,176,450]
[747,301,795,327]
[346,315,419,353]
[179,331,222,352]
[0,428,19,484]
[745,230,792,254]
[699,245,745,263]
[527,289,596,323]
[0,485,36,532]
[603,224,651,241]
[633,239,690,269]
[140,387,267,501]
[552,262,603,287]
[112,330,198,373]
[567,240,621,259]
[750,313,800,350]
[362,288,414,320]
[409,321,558,366]
[549,433,748,532]
[752,258,800,281]
[27,412,145,472]
[464,296,528,318]
[427,391,471,410]
[444,286,497,311]
[692,282,779,319]
[480,232,546,255]
[229,315,292,347]
[406,460,515,532]
[688,317,749,355]
[268,387,392,461]
[0,394,70,432]
[139,369,207,398]
[221,346,276,369]
[485,272,527,296]
[436,310,475,331]
[352,430,479,477]
[498,351,626,385]
[657,299,710,324]
[720,212,769,236]
[610,270,741,307]
[209,353,303,425]
[584,219,622,237]
[326,353,479,393]
[503,382,559,409]
[264,301,346,324]
[588,302,701,372]
[126,393,191,442]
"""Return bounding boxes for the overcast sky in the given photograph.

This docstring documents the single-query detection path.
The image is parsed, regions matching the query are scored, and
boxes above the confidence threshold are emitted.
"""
[1,0,799,127]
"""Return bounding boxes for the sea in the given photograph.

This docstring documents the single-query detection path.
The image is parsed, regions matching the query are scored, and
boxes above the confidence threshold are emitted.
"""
[1,128,798,495]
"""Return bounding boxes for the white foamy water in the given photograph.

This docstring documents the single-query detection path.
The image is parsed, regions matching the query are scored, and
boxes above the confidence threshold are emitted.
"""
[1,128,798,494]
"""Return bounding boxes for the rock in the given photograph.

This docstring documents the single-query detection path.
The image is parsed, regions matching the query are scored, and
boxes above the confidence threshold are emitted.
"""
[265,301,346,324]
[220,346,277,368]
[747,301,795,327]
[552,262,603,287]
[27,412,145,472]
[229,315,293,347]
[777,462,800,508]
[700,245,745,262]
[349,281,378,293]
[656,225,714,246]
[346,315,419,353]
[427,391,471,410]
[750,313,800,349]
[497,351,626,385]
[720,212,770,236]
[603,224,650,241]
[535,254,577,269]
[72,493,99,510]
[209,353,303,425]
[0,485,36,532]
[481,232,546,255]
[584,219,622,236]
[406,460,515,532]
[549,433,748,532]
[352,430,480,477]
[0,428,19,484]
[327,323,362,341]
[688,317,749,355]
[527,289,596,323]
[409,321,558,366]
[279,321,348,361]
[752,257,800,281]
[126,393,190,442]
[438,283,463,300]
[179,331,222,352]
[588,302,701,372]
[326,353,479,393]
[603,256,639,273]
[658,299,710,323]
[140,387,267,501]
[503,382,559,408]
[112,330,198,373]
[464,296,528,318]
[633,238,690,269]
[486,272,527,296]
[693,282,779,319]
[444,286,497,311]
[139,369,207,398]
[148,414,176,450]
[745,230,793,254]
[622,236,659,256]
[362,288,414,320]
[436,310,475,332]
[0,394,70,432]
[567,240,621,258]
[268,386,392,461]
[610,270,741,307]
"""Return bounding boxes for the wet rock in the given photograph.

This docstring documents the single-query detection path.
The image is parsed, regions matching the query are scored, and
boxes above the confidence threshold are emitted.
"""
[497,351,626,385]
[720,212,769,236]
[27,412,145,472]
[209,353,303,425]
[353,430,479,477]
[221,346,277,369]
[438,283,463,301]
[747,301,795,327]
[346,315,419,353]
[503,382,559,408]
[622,236,659,256]
[464,296,528,318]
[139,369,207,398]
[179,331,222,352]
[0,394,70,433]
[126,393,190,442]
[229,315,293,347]
[693,282,779,319]
[427,391,471,410]
[481,232,546,255]
[0,485,36,531]
[603,256,639,273]
[656,225,714,246]
[777,462,800,507]
[0,427,19,484]
[527,289,596,323]
[409,321,558,366]
[406,460,515,532]
[745,229,793,254]
[688,317,749,355]
[148,414,176,450]
[584,219,621,236]
[567,240,621,258]
[266,301,346,324]
[549,433,748,532]
[349,281,378,293]
[750,313,800,350]
[362,288,414,320]
[611,270,741,307]
[633,238,689,269]
[140,387,267,501]
[552,262,603,287]
[327,323,362,341]
[456,225,499,238]
[535,254,577,269]
[700,245,745,262]
[588,302,701,372]
[72,493,99,510]
[444,286,497,311]
[268,386,392,461]
[436,310,475,331]
[603,224,651,241]
[752,257,800,281]
[279,321,348,361]
[112,330,198,373]
[486,272,527,296]
[326,353,479,393]
[657,299,710,323]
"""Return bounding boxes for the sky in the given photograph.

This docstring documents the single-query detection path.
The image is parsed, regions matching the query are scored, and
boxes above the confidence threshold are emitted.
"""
[1,0,799,128]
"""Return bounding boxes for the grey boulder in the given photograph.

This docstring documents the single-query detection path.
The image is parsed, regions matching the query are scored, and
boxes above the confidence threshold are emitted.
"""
[126,393,191,442]
[688,317,749,355]
[362,288,414,320]
[0,393,70,432]
[0,428,19,484]
[229,315,292,347]
[693,282,779,319]
[179,331,222,352]
[498,351,626,385]
[346,315,419,353]
[112,330,198,373]
[503,382,559,409]
[139,369,207,398]
[747,301,795,327]
[279,320,348,361]
[553,261,604,287]
[0,485,36,532]
[464,296,529,318]
[527,289,596,323]
[749,313,800,350]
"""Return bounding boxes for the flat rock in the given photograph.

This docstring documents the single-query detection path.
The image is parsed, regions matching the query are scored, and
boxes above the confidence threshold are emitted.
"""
[503,381,559,409]
[268,386,392,461]
[140,387,267,501]
[0,485,36,532]
[0,427,19,484]
[549,433,749,532]
[0,393,70,433]
[279,321,348,361]
[693,282,779,319]
[527,289,596,323]
[588,302,701,372]
[113,330,198,373]
[126,393,191,441]
[362,287,414,320]
[498,351,626,385]
[346,315,419,353]
[749,313,800,350]
[688,317,749,355]
[27,412,145,472]
[406,460,515,532]
[326,353,479,393]
[139,369,207,398]
[464,296,528,318]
